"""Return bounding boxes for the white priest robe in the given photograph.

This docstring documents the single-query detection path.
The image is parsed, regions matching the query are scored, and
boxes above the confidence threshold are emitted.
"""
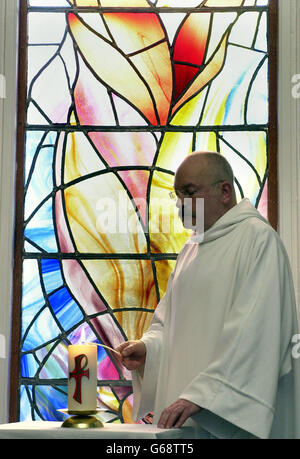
[132,198,300,439]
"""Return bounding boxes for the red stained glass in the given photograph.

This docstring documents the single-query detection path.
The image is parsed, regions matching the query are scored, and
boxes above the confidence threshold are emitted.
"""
[173,14,210,67]
[173,64,199,101]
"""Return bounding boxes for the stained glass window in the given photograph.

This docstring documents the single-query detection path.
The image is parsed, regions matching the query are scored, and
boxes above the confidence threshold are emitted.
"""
[12,0,275,423]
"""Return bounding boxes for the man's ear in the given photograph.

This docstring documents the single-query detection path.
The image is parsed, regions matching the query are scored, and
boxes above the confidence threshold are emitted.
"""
[220,181,233,204]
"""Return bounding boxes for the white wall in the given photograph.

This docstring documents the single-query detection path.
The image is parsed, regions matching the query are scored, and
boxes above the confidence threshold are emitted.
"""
[278,0,300,312]
[0,0,299,423]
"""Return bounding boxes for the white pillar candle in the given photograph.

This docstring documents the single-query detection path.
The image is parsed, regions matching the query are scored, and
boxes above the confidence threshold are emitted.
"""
[68,343,97,412]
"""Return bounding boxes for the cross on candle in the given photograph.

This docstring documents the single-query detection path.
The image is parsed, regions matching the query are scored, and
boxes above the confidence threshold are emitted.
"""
[69,354,90,404]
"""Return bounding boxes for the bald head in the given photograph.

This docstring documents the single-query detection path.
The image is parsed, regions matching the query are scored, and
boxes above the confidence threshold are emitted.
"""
[174,151,237,231]
[177,151,235,187]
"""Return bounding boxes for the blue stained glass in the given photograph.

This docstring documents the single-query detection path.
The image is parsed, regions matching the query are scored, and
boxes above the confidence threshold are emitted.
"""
[21,353,40,377]
[22,260,45,337]
[25,131,45,184]
[41,259,63,294]
[48,287,84,330]
[22,307,61,352]
[24,197,58,252]
[35,385,67,421]
[20,385,34,421]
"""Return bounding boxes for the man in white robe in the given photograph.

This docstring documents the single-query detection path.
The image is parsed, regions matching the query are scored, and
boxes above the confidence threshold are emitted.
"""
[117,152,300,439]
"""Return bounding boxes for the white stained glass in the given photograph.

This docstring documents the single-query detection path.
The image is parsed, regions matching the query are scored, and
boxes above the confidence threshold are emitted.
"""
[28,13,67,44]
[24,241,41,253]
[246,59,268,125]
[27,102,51,125]
[78,14,112,41]
[59,34,78,90]
[30,55,72,124]
[255,12,267,52]
[243,0,256,5]
[159,13,187,45]
[156,0,203,7]
[29,0,70,6]
[201,45,266,126]
[220,130,267,183]
[256,0,269,5]
[219,132,265,205]
[229,12,259,49]
[28,45,58,91]
[205,13,237,63]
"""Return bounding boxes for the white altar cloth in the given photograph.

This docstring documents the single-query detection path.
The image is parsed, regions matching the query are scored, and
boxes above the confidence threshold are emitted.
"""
[0,421,193,439]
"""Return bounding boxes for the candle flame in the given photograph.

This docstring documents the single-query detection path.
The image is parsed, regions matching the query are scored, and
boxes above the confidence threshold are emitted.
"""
[79,326,86,344]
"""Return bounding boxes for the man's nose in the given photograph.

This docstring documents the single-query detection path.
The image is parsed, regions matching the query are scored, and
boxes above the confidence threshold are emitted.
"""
[175,196,182,208]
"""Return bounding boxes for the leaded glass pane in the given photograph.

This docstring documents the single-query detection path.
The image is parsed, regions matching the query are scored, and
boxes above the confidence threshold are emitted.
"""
[20,0,271,422]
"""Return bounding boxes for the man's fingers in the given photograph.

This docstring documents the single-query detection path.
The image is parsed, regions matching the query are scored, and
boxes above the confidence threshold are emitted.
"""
[122,345,135,356]
[174,410,189,428]
[116,342,131,353]
[157,399,201,429]
[157,407,179,429]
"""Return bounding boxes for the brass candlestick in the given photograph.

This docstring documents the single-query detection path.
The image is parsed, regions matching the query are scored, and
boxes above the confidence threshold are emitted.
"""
[58,409,104,429]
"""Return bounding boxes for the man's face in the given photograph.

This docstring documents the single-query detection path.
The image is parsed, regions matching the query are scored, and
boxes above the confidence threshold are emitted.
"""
[174,165,222,232]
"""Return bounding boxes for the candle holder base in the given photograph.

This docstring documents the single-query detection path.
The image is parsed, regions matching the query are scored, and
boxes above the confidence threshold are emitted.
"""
[61,414,104,429]
[58,409,104,429]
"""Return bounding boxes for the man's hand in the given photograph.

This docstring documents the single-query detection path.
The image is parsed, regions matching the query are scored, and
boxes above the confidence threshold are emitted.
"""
[157,399,201,429]
[116,340,146,370]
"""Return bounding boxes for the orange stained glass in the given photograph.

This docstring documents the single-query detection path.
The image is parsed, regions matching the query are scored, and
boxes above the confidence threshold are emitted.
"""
[114,310,154,341]
[130,42,173,125]
[103,13,165,55]
[68,13,159,125]
[122,397,135,424]
[82,259,157,310]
